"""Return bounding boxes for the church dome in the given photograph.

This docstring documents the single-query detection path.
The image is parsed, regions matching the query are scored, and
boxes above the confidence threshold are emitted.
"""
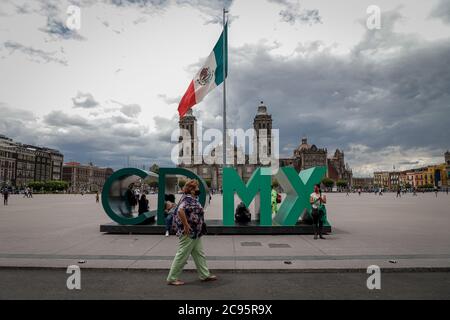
[296,137,311,151]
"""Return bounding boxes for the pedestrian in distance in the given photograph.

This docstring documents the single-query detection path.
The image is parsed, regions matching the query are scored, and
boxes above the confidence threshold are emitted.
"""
[2,188,9,206]
[96,191,100,203]
[167,179,216,286]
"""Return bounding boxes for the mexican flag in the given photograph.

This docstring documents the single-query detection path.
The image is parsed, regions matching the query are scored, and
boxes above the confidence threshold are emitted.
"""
[178,23,228,118]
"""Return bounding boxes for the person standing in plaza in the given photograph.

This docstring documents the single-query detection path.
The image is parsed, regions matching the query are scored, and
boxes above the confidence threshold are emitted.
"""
[96,191,100,203]
[2,188,9,206]
[396,186,401,198]
[138,194,149,216]
[310,184,327,240]
[167,179,216,286]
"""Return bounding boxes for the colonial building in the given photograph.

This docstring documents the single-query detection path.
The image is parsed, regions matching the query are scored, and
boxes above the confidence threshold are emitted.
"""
[280,139,352,186]
[373,171,390,189]
[327,149,353,183]
[14,144,36,187]
[291,137,328,171]
[446,151,450,187]
[178,103,268,189]
[0,136,16,187]
[63,162,113,193]
[178,102,352,189]
[0,135,63,188]
[351,177,374,190]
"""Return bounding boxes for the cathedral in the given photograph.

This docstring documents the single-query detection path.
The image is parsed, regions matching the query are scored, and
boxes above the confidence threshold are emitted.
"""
[178,102,352,189]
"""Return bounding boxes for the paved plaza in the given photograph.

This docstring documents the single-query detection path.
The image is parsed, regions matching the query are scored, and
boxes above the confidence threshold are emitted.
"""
[0,192,449,271]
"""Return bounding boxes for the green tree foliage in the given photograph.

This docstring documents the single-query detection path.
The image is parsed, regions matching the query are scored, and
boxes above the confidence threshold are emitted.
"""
[321,178,334,189]
[149,163,160,174]
[28,181,69,192]
[336,180,348,188]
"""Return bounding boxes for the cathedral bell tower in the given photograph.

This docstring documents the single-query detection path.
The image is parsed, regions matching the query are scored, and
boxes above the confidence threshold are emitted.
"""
[253,101,273,165]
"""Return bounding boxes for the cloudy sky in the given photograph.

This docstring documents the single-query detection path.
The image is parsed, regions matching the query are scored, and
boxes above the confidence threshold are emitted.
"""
[0,0,449,176]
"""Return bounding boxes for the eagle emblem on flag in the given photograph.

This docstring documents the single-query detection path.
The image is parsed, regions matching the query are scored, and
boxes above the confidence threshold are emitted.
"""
[196,67,214,86]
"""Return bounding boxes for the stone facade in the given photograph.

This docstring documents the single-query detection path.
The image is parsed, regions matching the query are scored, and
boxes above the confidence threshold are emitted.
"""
[178,102,352,189]
[327,149,353,184]
[0,135,63,188]
[178,103,268,190]
[351,177,374,189]
[280,139,352,186]
[292,137,328,171]
[63,162,114,193]
[446,151,450,187]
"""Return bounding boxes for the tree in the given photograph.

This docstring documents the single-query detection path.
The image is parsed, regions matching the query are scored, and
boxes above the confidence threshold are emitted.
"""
[336,180,348,189]
[28,181,45,191]
[321,178,334,189]
[149,163,159,174]
[204,178,212,188]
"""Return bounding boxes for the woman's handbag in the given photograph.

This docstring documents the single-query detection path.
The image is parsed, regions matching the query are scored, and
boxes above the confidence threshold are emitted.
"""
[201,221,208,235]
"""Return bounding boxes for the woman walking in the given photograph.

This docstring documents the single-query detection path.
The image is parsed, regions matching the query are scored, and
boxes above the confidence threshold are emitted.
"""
[167,179,216,286]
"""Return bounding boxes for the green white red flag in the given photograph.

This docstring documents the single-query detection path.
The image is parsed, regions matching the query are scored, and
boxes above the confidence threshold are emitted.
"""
[178,24,228,118]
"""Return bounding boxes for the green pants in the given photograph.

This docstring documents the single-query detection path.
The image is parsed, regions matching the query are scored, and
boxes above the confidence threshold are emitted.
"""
[167,235,211,282]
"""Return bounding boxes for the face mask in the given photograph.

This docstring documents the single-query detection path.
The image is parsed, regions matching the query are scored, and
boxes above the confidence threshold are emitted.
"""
[194,190,201,196]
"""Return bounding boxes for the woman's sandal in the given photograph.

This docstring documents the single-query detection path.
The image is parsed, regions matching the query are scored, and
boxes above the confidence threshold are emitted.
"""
[201,275,217,282]
[168,280,185,286]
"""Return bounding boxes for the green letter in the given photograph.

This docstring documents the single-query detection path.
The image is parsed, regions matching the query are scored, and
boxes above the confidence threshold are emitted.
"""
[223,167,272,226]
[157,168,207,225]
[274,166,327,226]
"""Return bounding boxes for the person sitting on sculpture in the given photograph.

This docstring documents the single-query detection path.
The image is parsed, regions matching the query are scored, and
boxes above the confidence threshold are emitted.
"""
[235,202,251,224]
[164,194,177,237]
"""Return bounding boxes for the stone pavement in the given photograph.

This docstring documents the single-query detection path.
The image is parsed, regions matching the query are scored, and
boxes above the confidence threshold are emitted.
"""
[0,192,449,271]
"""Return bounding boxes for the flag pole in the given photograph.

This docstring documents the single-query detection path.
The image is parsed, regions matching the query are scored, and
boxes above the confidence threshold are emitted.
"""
[222,8,228,169]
